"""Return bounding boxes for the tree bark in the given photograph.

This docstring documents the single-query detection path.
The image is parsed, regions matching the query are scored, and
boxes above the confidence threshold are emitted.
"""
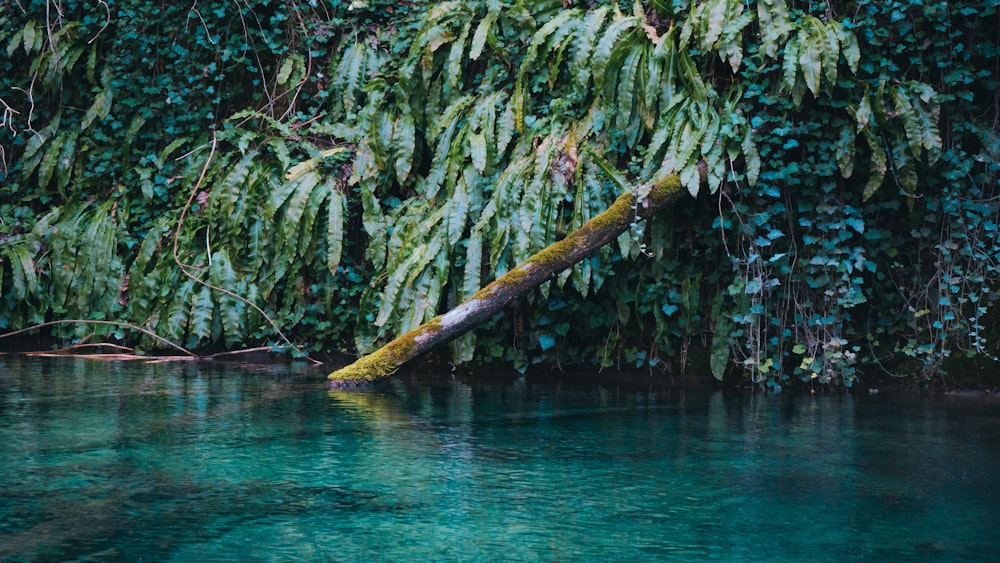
[328,174,686,387]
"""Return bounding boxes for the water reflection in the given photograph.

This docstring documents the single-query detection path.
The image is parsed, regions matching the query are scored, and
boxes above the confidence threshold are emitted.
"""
[1,357,999,561]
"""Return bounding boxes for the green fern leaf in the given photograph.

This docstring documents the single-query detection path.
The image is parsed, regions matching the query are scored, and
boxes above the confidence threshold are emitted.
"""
[208,250,244,344]
[469,131,488,173]
[862,128,887,201]
[359,178,387,271]
[447,20,473,91]
[298,178,336,263]
[80,88,113,131]
[285,147,348,182]
[211,150,258,223]
[592,16,640,91]
[571,6,610,93]
[278,172,323,263]
[165,279,195,341]
[38,132,68,192]
[893,86,923,160]
[463,228,483,299]
[833,22,860,73]
[470,12,494,60]
[496,98,516,158]
[337,42,368,113]
[781,33,800,93]
[742,126,761,185]
[188,285,214,343]
[327,190,347,275]
[798,27,822,96]
[820,21,840,88]
[704,0,729,49]
[54,130,78,196]
[394,112,416,183]
[6,27,22,58]
[4,243,39,301]
[835,126,856,178]
[447,179,470,247]
[758,0,791,59]
[613,46,644,133]
[907,81,943,163]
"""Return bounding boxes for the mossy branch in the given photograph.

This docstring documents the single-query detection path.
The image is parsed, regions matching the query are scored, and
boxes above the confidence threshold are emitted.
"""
[328,174,687,387]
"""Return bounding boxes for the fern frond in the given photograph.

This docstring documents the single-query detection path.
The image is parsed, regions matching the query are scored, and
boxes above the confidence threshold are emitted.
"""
[592,16,641,91]
[327,189,347,275]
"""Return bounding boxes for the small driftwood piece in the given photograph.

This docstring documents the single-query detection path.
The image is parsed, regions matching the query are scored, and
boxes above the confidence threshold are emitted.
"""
[328,174,687,388]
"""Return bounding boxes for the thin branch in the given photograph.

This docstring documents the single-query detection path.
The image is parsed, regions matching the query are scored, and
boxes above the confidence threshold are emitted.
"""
[202,346,278,359]
[87,0,111,45]
[43,342,136,355]
[0,320,196,356]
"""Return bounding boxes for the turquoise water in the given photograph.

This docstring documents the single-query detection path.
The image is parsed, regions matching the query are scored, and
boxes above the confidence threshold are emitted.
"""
[1,357,999,561]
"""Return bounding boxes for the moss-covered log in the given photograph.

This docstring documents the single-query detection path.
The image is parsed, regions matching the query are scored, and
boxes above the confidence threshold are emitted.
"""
[328,174,687,387]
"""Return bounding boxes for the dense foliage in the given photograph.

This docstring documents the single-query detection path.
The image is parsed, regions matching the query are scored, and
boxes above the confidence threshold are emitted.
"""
[1,0,998,388]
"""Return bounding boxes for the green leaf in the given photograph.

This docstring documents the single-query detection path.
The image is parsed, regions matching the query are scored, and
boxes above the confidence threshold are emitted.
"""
[893,86,923,160]
[470,12,494,61]
[463,229,483,299]
[277,56,295,85]
[80,88,113,131]
[188,285,214,342]
[571,6,610,93]
[798,28,822,96]
[704,0,728,48]
[327,190,346,274]
[394,112,416,183]
[38,132,67,192]
[820,22,840,88]
[758,0,791,59]
[447,179,469,246]
[781,34,800,93]
[835,126,856,178]
[209,250,244,344]
[834,22,860,73]
[22,21,36,56]
[359,179,387,270]
[54,130,78,196]
[742,126,760,185]
[284,147,347,182]
[863,128,887,201]
[592,16,640,91]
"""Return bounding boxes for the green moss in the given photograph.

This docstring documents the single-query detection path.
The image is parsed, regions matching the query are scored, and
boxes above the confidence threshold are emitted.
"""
[327,319,443,384]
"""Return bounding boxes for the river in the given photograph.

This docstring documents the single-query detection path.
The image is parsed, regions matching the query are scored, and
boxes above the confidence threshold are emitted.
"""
[1,357,998,561]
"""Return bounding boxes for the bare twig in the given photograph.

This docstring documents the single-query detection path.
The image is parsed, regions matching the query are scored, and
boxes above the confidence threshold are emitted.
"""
[42,342,136,355]
[0,320,196,356]
[87,0,111,45]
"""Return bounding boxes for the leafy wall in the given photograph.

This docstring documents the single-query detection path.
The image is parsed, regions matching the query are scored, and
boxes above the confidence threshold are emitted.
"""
[1,0,998,388]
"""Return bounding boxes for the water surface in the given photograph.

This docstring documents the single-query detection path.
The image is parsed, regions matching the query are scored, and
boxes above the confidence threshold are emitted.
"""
[1,357,998,561]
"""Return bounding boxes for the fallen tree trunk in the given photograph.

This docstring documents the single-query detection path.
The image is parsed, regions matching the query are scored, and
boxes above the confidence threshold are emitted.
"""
[328,174,686,387]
